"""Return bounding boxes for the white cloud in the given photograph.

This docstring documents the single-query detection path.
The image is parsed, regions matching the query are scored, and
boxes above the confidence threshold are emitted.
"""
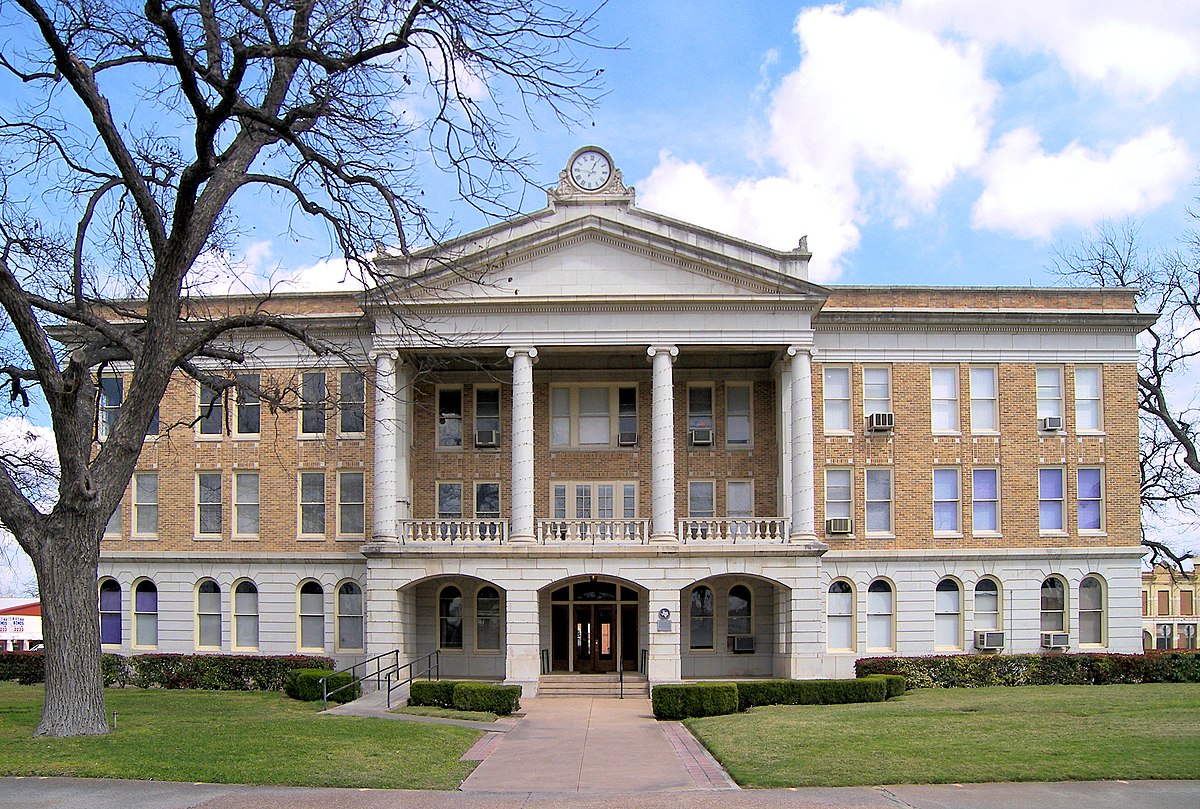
[972,126,1193,239]
[188,241,369,296]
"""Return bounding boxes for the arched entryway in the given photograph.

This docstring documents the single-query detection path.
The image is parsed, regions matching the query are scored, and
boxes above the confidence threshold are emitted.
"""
[679,573,790,679]
[398,574,506,679]
[541,576,646,673]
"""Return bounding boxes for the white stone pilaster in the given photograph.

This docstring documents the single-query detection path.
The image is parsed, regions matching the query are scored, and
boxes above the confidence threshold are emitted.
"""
[647,345,679,542]
[506,347,538,543]
[504,587,541,695]
[371,351,398,543]
[646,587,682,683]
[395,360,413,522]
[787,345,816,542]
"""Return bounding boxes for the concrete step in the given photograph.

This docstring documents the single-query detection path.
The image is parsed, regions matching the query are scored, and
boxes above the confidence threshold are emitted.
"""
[537,674,649,698]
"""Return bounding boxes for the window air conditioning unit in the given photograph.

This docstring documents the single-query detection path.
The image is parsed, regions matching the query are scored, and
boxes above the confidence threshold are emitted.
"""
[689,428,713,446]
[617,431,639,447]
[729,635,756,653]
[1040,631,1070,649]
[826,517,853,535]
[474,430,500,448]
[866,412,895,432]
[1039,416,1064,432]
[974,631,1005,650]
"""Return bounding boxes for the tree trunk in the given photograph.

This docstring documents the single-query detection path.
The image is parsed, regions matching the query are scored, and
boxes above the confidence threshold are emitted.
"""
[32,520,108,737]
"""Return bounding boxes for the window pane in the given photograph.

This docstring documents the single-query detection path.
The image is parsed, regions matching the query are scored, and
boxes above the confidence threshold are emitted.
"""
[823,367,851,431]
[727,481,752,518]
[437,388,462,446]
[199,384,223,434]
[301,373,326,434]
[237,373,261,434]
[688,386,713,430]
[728,585,751,636]
[578,387,610,445]
[969,367,997,431]
[726,385,751,444]
[688,482,714,517]
[475,482,500,518]
[437,483,463,518]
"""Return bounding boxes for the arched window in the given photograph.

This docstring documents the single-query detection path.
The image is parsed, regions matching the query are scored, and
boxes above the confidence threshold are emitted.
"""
[298,580,325,650]
[867,580,894,650]
[196,579,222,649]
[99,579,122,646]
[689,585,714,650]
[476,586,501,651]
[974,579,1001,630]
[728,584,752,637]
[336,581,365,651]
[234,580,259,649]
[827,581,854,651]
[134,579,158,648]
[934,579,961,649]
[1040,577,1066,633]
[1079,575,1105,645]
[439,586,463,649]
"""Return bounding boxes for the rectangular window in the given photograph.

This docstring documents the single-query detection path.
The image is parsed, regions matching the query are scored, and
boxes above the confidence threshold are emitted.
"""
[1074,366,1103,432]
[618,386,637,438]
[339,372,366,434]
[199,383,224,435]
[197,472,222,535]
[1158,590,1171,616]
[299,472,326,536]
[99,377,122,439]
[823,366,851,432]
[146,407,159,437]
[549,385,637,447]
[687,385,714,432]
[475,482,500,519]
[1077,467,1104,532]
[969,366,998,432]
[338,471,365,536]
[932,468,960,534]
[863,366,891,418]
[578,386,611,445]
[726,481,753,519]
[474,386,500,436]
[437,387,463,447]
[865,468,893,534]
[104,504,121,537]
[437,482,463,519]
[726,384,752,446]
[824,469,852,521]
[930,366,959,433]
[234,472,259,536]
[300,372,326,435]
[236,373,260,435]
[133,472,158,537]
[1036,366,1063,421]
[1038,467,1065,532]
[688,481,715,518]
[971,468,1000,534]
[1182,590,1195,616]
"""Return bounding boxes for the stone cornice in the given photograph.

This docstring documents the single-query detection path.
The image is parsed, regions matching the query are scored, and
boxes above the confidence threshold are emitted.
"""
[824,546,1146,562]
[815,309,1157,334]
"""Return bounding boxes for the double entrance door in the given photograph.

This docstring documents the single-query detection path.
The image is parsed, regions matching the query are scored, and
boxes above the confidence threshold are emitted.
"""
[550,580,641,673]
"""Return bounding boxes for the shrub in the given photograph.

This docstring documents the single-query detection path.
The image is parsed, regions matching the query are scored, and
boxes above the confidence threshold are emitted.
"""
[736,678,887,711]
[282,668,358,703]
[409,680,461,708]
[651,682,739,720]
[855,652,1200,689]
[0,652,45,685]
[451,682,522,715]
[125,654,334,690]
[864,674,907,699]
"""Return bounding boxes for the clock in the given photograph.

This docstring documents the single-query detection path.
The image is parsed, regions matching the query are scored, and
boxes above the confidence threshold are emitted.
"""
[569,149,612,191]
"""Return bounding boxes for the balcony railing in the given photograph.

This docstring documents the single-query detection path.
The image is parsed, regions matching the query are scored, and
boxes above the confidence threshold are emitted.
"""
[400,519,507,544]
[678,518,789,544]
[537,519,651,544]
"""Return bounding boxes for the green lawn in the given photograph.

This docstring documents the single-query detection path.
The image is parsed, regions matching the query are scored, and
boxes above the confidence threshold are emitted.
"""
[0,683,480,790]
[685,683,1200,788]
[390,705,499,722]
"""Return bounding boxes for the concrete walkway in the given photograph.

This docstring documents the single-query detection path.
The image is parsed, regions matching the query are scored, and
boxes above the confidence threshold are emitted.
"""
[459,697,735,792]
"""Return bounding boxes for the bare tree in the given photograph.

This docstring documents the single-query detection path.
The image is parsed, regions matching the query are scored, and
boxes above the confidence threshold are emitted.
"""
[1055,219,1199,568]
[0,0,602,736]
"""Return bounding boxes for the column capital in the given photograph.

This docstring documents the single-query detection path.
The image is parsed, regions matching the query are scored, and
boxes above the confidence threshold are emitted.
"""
[646,345,679,362]
[786,344,815,358]
[368,348,399,362]
[506,346,539,363]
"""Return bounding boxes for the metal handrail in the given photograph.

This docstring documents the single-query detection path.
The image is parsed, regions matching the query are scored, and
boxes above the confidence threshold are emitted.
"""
[540,648,550,674]
[639,648,648,675]
[383,649,441,709]
[320,648,403,710]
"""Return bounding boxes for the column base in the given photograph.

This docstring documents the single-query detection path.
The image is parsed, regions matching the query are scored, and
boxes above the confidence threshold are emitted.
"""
[508,532,537,544]
[788,530,818,544]
[650,531,679,544]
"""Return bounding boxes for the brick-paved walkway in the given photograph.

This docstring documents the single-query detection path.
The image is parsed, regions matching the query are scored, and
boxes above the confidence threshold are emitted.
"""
[660,720,739,789]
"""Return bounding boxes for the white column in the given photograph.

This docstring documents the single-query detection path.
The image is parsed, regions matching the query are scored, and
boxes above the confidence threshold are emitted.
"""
[504,587,541,695]
[788,345,816,541]
[647,345,679,543]
[646,587,682,683]
[506,346,538,543]
[395,360,413,522]
[371,351,398,543]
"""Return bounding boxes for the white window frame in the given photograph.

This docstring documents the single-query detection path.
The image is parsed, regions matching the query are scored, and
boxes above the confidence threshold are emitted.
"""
[98,376,123,440]
[930,366,959,434]
[866,579,895,651]
[974,578,1002,631]
[726,480,753,519]
[687,384,715,435]
[232,579,259,650]
[473,385,501,440]
[934,578,963,650]
[932,467,961,535]
[725,383,752,447]
[233,472,259,538]
[104,499,123,539]
[550,481,637,519]
[299,371,327,436]
[727,583,753,637]
[971,468,1000,536]
[1038,467,1066,534]
[337,471,365,537]
[474,481,501,520]
[132,578,158,649]
[1040,576,1068,633]
[1079,575,1106,647]
[548,384,637,448]
[335,579,365,652]
[196,472,222,538]
[689,584,715,651]
[969,366,998,433]
[1036,366,1064,424]
[132,472,158,538]
[688,480,715,518]
[1074,366,1103,433]
[864,467,893,535]
[438,584,463,651]
[195,578,222,650]
[198,382,224,437]
[338,371,366,436]
[298,471,326,538]
[827,580,855,652]
[862,366,892,419]
[436,385,464,448]
[824,468,853,524]
[822,366,852,433]
[297,579,326,651]
[1077,466,1105,534]
[234,373,261,437]
[475,585,503,653]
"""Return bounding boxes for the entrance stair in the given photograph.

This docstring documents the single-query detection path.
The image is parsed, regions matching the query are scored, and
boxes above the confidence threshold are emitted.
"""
[537,672,648,698]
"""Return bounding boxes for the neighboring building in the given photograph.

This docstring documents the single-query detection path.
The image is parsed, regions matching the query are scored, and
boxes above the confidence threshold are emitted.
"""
[0,600,43,651]
[95,147,1152,692]
[1141,566,1198,650]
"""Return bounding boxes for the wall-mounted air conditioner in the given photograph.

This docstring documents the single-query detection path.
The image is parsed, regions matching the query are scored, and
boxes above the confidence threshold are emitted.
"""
[1039,416,1064,432]
[689,428,713,446]
[826,518,853,535]
[974,630,1005,650]
[474,430,500,448]
[1040,631,1070,648]
[866,412,895,432]
[617,431,639,447]
[730,635,755,653]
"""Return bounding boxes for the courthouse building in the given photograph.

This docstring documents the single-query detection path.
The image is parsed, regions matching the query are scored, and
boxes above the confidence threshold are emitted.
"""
[95,147,1151,693]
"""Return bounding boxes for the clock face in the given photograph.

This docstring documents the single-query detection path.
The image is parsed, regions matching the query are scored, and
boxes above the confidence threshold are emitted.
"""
[570,150,612,191]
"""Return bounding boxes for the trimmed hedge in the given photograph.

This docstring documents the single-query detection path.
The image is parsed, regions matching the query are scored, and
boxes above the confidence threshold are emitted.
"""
[864,673,907,699]
[736,678,887,711]
[451,682,522,715]
[652,682,739,720]
[409,679,462,708]
[283,668,360,704]
[855,652,1200,689]
[0,652,335,691]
